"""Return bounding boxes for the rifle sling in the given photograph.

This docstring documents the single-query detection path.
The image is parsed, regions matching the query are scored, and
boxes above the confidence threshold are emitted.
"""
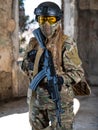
[33,47,44,77]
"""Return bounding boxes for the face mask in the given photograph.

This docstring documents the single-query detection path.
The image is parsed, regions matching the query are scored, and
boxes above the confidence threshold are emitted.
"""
[37,16,60,38]
[39,20,60,38]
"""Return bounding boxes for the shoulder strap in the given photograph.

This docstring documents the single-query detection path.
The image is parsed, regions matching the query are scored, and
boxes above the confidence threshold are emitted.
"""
[62,34,68,48]
[62,34,68,42]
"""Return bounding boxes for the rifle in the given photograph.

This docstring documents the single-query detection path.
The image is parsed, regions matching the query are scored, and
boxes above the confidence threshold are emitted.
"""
[29,28,63,127]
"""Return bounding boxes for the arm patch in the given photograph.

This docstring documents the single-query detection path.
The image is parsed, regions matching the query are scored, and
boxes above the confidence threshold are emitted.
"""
[66,47,81,66]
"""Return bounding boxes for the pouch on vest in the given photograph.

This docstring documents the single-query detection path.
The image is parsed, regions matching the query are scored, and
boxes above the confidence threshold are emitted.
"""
[72,78,91,96]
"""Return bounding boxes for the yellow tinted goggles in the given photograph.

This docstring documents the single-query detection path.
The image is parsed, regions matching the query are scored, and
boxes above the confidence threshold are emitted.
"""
[37,16,57,25]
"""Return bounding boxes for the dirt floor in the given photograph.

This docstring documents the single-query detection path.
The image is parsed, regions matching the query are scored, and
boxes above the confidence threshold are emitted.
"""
[0,97,28,117]
[0,87,98,130]
[0,97,31,130]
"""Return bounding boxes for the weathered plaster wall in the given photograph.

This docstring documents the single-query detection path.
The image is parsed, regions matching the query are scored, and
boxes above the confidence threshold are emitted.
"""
[63,0,98,85]
[77,0,98,85]
[63,0,78,40]
[0,0,13,99]
[0,0,98,100]
[0,0,29,100]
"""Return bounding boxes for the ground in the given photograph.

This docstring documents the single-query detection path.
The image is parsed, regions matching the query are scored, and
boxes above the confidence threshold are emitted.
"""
[74,86,98,130]
[0,87,98,130]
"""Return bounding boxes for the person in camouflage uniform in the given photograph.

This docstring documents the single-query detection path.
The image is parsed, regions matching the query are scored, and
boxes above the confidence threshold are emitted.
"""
[21,2,86,130]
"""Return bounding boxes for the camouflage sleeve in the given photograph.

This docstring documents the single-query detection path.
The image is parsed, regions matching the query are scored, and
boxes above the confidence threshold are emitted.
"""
[62,37,84,87]
[21,37,38,80]
[21,51,33,80]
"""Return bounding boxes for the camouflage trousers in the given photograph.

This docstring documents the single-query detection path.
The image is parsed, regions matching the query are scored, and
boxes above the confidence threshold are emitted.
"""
[28,87,74,130]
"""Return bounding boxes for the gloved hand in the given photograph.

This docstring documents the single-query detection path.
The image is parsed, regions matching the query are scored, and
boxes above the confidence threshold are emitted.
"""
[57,76,64,91]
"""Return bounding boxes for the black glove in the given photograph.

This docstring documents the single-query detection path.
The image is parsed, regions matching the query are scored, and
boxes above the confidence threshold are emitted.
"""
[28,62,34,70]
[27,50,37,62]
[57,76,64,91]
[27,50,37,70]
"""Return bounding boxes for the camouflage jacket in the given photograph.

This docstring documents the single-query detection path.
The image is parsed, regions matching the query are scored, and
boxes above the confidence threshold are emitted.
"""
[23,35,84,79]
[21,33,90,98]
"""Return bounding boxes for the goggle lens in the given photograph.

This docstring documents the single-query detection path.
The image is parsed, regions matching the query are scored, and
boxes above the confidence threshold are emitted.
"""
[38,16,57,25]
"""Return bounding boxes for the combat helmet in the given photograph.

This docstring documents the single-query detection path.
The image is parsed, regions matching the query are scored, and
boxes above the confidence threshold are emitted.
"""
[34,2,63,20]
